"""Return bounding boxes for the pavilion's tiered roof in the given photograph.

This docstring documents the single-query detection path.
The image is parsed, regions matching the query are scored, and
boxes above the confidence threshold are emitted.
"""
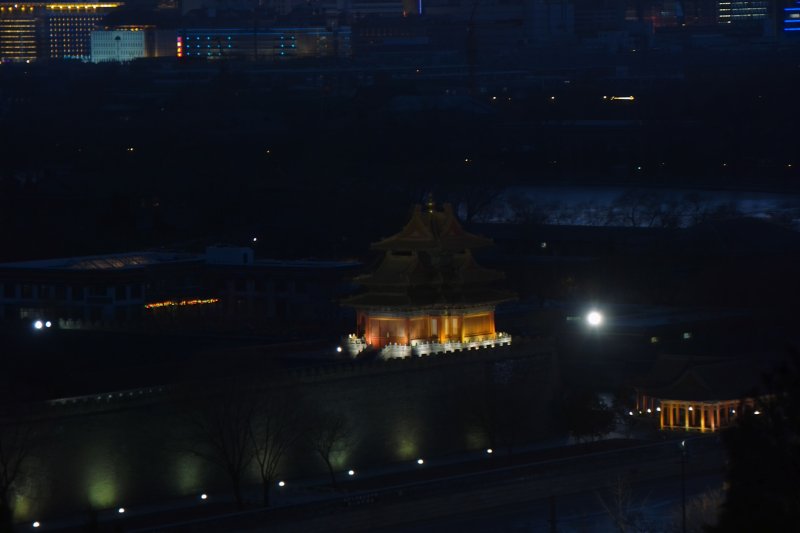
[343,202,514,310]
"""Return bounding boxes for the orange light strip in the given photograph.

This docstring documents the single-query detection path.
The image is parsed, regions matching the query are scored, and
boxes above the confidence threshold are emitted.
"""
[145,298,219,309]
[47,4,122,8]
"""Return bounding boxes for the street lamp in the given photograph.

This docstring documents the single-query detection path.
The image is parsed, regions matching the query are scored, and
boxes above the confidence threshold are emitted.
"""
[586,310,603,327]
[680,440,687,533]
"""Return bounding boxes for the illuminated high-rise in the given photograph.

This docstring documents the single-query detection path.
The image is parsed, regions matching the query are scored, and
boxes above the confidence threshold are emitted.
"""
[46,3,121,59]
[0,2,121,62]
[0,4,45,61]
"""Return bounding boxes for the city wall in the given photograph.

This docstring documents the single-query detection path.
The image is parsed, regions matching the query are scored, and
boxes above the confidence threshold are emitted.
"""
[9,340,558,522]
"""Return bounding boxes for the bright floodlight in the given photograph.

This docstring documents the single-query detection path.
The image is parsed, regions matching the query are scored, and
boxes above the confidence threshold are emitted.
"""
[586,310,603,327]
[34,320,43,330]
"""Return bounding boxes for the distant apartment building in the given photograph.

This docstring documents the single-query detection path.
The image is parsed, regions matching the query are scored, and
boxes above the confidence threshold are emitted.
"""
[0,2,122,62]
[177,26,351,60]
[91,26,175,62]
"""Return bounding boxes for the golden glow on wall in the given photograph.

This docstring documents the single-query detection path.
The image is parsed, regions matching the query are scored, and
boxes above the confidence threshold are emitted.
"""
[463,313,493,337]
[363,310,496,348]
[144,298,219,310]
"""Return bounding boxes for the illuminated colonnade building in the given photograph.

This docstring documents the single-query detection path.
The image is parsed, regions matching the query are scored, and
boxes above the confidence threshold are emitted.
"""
[635,355,770,433]
[342,199,514,359]
[0,3,121,62]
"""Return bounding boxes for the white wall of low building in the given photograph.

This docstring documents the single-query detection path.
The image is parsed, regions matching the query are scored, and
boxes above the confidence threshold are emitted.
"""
[91,30,147,63]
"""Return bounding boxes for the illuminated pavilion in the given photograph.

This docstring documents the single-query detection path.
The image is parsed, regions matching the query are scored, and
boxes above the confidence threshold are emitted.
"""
[342,199,513,359]
[634,355,767,433]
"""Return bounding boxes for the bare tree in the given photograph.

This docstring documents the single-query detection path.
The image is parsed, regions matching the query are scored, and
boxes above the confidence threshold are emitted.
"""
[307,410,351,489]
[451,183,505,223]
[670,488,723,533]
[248,388,302,507]
[0,396,41,533]
[556,387,615,445]
[597,474,652,533]
[182,381,256,509]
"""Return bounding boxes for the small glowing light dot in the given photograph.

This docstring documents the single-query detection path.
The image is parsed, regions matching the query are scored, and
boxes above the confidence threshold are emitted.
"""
[336,346,343,353]
[348,469,355,476]
[118,507,125,514]
[646,408,651,413]
[45,320,52,328]
[486,448,493,454]
[278,481,285,487]
[417,458,424,465]
[656,406,661,412]
[252,237,257,242]
[731,409,736,414]
[200,493,208,500]
[32,522,40,528]
[628,411,634,416]
[754,410,761,415]
[688,406,693,411]
[34,320,43,330]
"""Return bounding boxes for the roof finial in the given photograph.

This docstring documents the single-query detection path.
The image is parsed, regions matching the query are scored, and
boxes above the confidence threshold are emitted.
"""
[426,192,435,214]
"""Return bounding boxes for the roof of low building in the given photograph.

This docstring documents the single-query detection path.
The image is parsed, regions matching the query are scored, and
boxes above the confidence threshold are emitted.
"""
[636,353,781,402]
[0,252,201,271]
